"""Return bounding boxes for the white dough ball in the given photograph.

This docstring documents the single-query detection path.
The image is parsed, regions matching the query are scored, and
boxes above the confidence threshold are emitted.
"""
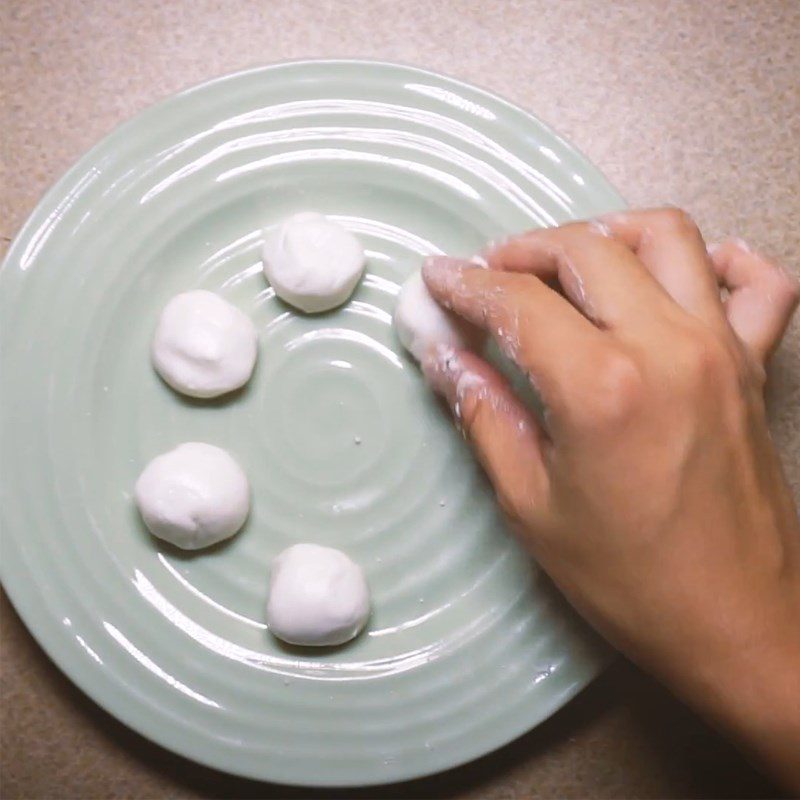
[135,442,250,550]
[261,212,365,313]
[152,290,257,398]
[266,543,370,646]
[393,270,478,361]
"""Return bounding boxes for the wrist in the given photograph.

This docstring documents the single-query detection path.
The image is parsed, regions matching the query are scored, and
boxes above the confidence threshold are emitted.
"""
[663,592,800,789]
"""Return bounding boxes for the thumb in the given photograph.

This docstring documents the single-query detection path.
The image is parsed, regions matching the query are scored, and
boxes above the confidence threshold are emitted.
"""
[423,345,549,523]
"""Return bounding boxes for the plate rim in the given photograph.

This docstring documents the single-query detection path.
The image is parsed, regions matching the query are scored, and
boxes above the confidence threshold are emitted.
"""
[1,58,622,787]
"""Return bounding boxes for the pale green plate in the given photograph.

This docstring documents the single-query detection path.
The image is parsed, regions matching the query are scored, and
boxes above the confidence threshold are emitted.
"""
[0,60,624,787]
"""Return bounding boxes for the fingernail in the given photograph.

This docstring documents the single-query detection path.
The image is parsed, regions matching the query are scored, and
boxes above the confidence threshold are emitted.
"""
[422,344,463,398]
[422,346,487,431]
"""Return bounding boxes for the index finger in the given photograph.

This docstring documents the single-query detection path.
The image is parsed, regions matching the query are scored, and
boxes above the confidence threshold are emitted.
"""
[422,256,607,413]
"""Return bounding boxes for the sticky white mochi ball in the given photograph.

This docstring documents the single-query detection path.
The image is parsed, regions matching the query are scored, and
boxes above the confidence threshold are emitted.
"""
[393,270,477,361]
[261,212,366,313]
[152,290,257,398]
[135,442,250,550]
[266,543,370,646]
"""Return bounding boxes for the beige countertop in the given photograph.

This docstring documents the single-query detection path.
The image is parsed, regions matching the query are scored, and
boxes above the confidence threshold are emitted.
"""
[2,1,798,797]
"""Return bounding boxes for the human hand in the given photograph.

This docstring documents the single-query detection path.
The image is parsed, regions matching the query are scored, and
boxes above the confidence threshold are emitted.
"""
[420,208,800,787]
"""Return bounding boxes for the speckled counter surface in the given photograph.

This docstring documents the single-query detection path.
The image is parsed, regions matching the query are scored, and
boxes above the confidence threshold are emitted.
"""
[1,1,798,798]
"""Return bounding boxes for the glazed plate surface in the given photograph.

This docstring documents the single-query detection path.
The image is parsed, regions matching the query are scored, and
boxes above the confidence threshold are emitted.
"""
[0,60,624,786]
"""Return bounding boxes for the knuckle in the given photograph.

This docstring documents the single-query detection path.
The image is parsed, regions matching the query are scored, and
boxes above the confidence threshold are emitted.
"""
[574,351,645,428]
[656,207,700,238]
[676,325,741,389]
[768,267,800,308]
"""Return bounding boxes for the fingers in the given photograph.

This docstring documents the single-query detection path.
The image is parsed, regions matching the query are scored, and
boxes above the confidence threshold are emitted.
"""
[709,239,799,361]
[599,208,726,326]
[422,256,606,412]
[485,222,675,333]
[423,346,549,517]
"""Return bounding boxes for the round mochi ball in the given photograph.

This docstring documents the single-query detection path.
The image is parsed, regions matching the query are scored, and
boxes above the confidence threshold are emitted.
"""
[266,543,370,646]
[152,290,257,398]
[135,442,250,550]
[262,212,366,313]
[394,270,478,361]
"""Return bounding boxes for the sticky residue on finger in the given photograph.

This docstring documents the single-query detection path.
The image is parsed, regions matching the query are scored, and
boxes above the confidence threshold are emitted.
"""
[422,255,471,289]
[422,344,473,399]
[492,305,523,363]
[423,345,527,429]
[422,345,486,413]
[455,370,488,410]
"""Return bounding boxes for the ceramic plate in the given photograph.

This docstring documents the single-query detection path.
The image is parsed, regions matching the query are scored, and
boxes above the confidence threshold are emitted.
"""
[1,60,625,786]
